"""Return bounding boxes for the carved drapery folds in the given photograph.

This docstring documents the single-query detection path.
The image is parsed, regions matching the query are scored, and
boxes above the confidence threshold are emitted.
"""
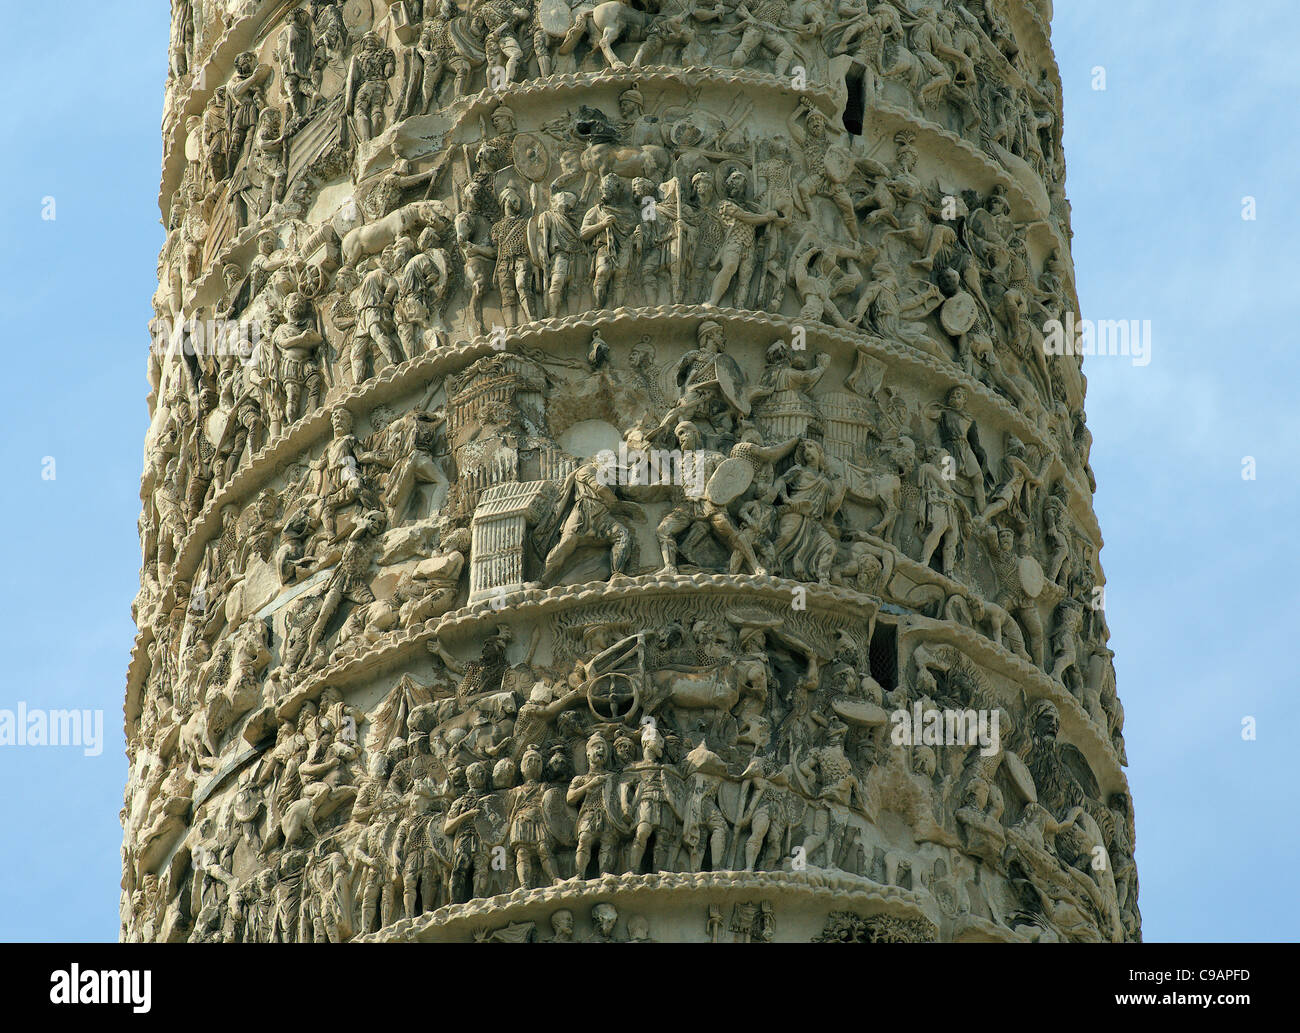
[128,0,1134,943]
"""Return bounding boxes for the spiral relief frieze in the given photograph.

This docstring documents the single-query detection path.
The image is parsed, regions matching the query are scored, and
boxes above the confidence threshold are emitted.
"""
[126,0,1136,944]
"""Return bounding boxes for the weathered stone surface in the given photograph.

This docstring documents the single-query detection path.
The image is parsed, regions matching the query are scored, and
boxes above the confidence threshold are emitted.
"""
[124,0,1136,943]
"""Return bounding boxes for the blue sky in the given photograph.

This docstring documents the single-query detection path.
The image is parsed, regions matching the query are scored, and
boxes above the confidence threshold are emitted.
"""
[0,2,1294,941]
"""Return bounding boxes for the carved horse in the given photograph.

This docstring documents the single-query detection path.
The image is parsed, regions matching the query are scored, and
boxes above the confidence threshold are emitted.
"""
[560,2,654,71]
[648,658,769,712]
[567,106,672,195]
[341,199,454,266]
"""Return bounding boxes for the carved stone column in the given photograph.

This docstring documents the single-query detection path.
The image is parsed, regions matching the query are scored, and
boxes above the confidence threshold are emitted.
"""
[125,0,1137,944]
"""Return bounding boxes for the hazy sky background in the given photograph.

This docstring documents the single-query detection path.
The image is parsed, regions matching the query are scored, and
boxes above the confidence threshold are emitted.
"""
[0,1,1294,941]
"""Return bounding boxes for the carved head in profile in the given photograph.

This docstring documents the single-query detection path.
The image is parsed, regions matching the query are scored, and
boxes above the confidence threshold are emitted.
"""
[258,107,281,136]
[385,735,409,766]
[490,105,516,135]
[591,903,618,937]
[797,438,826,470]
[1030,699,1060,742]
[499,186,523,216]
[547,746,574,782]
[894,130,919,169]
[585,735,610,772]
[937,267,962,298]
[550,909,574,940]
[598,174,624,203]
[283,292,312,323]
[460,179,487,212]
[737,422,762,446]
[1057,600,1083,631]
[697,319,724,352]
[890,437,917,475]
[440,527,473,557]
[613,736,636,768]
[691,170,714,203]
[618,88,644,118]
[296,700,318,733]
[493,757,516,790]
[550,190,577,216]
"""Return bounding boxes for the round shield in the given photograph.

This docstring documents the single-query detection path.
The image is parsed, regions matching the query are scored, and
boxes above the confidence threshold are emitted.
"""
[716,778,745,826]
[1002,751,1037,803]
[539,0,574,38]
[512,133,550,182]
[342,0,371,33]
[832,698,889,728]
[205,408,230,451]
[184,122,202,162]
[604,775,637,836]
[1018,555,1045,598]
[782,791,807,828]
[670,114,721,152]
[705,457,754,506]
[541,786,577,846]
[824,144,855,183]
[940,291,978,336]
[714,356,749,415]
